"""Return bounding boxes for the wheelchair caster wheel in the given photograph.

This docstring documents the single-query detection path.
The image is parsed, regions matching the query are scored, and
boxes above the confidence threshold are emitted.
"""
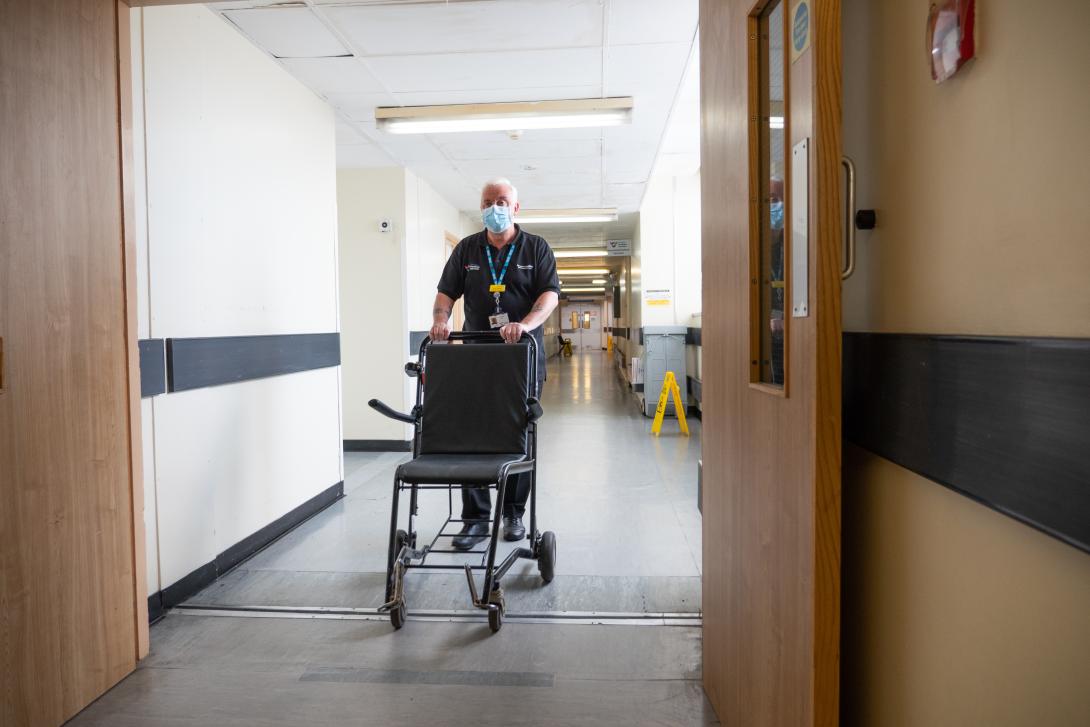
[390,601,407,630]
[537,530,557,584]
[488,605,503,633]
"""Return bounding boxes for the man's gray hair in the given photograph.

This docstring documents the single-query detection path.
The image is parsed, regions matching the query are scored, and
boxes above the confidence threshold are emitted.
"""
[482,177,518,202]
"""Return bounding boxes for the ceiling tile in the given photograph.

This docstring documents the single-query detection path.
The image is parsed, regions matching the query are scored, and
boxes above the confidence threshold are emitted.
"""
[322,0,603,56]
[335,119,366,144]
[208,1,292,9]
[437,138,601,161]
[222,7,348,58]
[378,137,453,165]
[604,183,645,210]
[522,184,603,209]
[392,84,602,108]
[326,91,398,122]
[605,41,691,96]
[456,159,602,189]
[607,0,698,46]
[603,139,658,184]
[278,57,387,95]
[365,47,602,93]
[337,143,397,168]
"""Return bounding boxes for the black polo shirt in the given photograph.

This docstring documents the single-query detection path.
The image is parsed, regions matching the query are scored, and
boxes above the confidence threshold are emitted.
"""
[437,225,560,381]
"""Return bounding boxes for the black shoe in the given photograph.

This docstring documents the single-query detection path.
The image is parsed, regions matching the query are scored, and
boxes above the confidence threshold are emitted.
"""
[502,516,526,542]
[452,522,489,551]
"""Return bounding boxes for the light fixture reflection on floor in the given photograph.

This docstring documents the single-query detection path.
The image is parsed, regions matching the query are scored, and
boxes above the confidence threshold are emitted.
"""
[376,98,633,135]
[518,208,618,224]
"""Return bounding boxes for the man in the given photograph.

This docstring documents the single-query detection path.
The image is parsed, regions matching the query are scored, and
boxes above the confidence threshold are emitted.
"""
[430,178,560,549]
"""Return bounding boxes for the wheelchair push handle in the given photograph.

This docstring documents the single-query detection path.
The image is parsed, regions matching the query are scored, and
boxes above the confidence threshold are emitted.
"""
[447,330,531,343]
[422,330,537,352]
[368,398,416,425]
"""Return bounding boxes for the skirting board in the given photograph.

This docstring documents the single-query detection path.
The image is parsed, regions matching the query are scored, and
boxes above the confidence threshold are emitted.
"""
[147,480,344,623]
[344,439,412,452]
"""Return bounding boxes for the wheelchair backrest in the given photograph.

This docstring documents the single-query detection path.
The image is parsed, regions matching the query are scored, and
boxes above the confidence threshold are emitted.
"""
[419,342,530,455]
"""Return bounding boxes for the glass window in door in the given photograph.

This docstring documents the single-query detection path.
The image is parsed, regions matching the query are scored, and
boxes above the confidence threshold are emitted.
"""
[751,0,787,389]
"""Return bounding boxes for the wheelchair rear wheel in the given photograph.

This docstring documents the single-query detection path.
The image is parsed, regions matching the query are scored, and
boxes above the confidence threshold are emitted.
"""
[537,531,557,583]
[488,605,503,632]
[390,601,407,630]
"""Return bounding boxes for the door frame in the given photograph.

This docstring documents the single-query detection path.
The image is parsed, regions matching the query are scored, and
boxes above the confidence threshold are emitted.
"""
[118,0,151,660]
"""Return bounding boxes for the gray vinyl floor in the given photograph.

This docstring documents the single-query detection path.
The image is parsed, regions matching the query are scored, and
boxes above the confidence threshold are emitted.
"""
[70,351,714,726]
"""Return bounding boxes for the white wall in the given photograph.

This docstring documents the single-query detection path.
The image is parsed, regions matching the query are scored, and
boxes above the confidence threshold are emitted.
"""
[629,224,644,359]
[404,170,463,332]
[637,171,703,327]
[133,5,342,591]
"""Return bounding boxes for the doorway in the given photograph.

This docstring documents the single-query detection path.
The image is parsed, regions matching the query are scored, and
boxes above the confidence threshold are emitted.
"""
[561,301,604,351]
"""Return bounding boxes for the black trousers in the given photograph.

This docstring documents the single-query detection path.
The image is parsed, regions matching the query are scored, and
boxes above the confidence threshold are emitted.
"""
[461,380,541,521]
[462,471,531,520]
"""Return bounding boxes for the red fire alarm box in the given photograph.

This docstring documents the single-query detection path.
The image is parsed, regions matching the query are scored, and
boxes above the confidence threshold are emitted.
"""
[926,0,976,83]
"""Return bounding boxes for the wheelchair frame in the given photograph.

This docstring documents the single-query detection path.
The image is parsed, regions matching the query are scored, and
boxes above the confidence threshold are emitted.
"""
[368,331,557,632]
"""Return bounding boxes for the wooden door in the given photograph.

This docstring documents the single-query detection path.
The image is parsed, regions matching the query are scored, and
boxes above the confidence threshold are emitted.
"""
[1,2,146,725]
[699,0,841,725]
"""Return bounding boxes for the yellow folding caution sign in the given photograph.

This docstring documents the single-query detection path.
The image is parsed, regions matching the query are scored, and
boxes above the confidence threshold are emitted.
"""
[651,371,689,436]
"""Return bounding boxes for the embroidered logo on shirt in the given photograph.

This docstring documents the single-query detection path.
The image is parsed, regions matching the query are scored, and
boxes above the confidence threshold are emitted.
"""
[516,264,534,270]
[464,264,481,271]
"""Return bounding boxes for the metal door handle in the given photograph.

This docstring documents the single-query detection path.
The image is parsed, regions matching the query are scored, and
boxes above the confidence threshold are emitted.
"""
[841,156,857,280]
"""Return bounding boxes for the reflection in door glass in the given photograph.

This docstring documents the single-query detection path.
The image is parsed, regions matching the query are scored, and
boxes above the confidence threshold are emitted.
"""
[758,0,786,386]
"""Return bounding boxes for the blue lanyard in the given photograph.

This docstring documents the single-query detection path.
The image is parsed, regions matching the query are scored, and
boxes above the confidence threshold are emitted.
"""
[485,243,516,286]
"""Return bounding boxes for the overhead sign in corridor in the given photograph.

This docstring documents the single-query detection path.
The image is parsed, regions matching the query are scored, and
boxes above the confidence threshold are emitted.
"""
[606,239,632,256]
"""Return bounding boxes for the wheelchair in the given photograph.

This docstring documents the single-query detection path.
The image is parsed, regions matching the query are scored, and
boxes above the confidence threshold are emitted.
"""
[368,331,557,633]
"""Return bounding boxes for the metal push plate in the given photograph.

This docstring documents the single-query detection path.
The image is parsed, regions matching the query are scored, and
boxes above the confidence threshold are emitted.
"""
[791,138,809,318]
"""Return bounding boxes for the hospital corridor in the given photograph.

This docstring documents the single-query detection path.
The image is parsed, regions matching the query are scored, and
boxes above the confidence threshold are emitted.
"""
[67,351,711,725]
[3,1,1090,726]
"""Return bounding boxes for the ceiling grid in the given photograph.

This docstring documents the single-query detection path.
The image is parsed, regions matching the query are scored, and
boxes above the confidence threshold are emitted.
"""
[211,0,700,247]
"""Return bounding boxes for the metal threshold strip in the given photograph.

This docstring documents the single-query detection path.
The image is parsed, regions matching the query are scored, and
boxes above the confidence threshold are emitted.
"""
[172,604,702,627]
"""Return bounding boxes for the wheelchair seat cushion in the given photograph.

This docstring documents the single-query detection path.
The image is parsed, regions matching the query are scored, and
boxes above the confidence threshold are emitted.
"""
[397,453,528,485]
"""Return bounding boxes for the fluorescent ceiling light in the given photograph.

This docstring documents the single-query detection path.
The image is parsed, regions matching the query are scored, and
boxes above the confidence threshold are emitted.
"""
[770,115,784,129]
[592,279,607,284]
[563,287,605,293]
[376,98,633,135]
[517,208,618,224]
[559,268,609,276]
[554,250,607,259]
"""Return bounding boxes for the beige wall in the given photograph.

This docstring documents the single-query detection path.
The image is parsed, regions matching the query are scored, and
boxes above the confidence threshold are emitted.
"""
[338,167,465,442]
[841,1,1090,724]
[842,0,1090,338]
[338,167,409,441]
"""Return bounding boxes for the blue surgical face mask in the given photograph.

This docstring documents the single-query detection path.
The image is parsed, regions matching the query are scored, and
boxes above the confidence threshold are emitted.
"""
[482,204,513,234]
[770,200,785,230]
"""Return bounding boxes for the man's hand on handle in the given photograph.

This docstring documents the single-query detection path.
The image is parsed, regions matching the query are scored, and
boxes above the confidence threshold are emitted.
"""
[430,319,453,341]
[500,322,529,344]
[430,292,455,341]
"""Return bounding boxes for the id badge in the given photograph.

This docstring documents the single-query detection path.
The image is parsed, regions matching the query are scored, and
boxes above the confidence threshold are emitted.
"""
[489,312,511,329]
